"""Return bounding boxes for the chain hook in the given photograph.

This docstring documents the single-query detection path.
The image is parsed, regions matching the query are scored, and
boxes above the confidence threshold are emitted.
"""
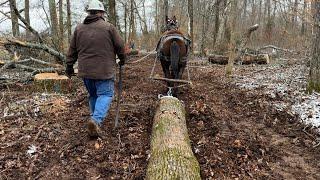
[167,87,173,96]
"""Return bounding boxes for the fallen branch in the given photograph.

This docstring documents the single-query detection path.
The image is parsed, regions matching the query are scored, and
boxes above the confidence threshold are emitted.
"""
[257,45,293,53]
[17,57,63,68]
[0,56,64,75]
[15,64,63,74]
[235,24,260,61]
[1,39,65,63]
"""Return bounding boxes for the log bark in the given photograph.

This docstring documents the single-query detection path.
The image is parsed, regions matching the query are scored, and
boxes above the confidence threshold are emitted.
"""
[208,54,270,65]
[146,96,201,180]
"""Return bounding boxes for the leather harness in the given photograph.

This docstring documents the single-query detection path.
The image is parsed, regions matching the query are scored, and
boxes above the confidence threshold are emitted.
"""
[156,34,191,62]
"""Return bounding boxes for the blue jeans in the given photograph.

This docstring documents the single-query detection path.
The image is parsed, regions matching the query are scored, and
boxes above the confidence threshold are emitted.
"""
[83,78,114,125]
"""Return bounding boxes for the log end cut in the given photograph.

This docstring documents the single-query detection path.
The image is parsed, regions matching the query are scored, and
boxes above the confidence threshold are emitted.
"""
[33,73,72,93]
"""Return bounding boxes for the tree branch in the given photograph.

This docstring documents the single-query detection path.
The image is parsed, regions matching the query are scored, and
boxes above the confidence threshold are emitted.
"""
[1,39,66,64]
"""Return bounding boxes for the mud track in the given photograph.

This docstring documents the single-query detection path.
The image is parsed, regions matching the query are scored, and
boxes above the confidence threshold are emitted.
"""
[1,57,319,179]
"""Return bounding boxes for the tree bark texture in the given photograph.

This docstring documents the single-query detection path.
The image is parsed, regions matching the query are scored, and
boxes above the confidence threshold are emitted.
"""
[209,54,269,65]
[66,0,72,42]
[58,0,64,51]
[9,0,20,37]
[188,0,193,51]
[25,0,31,38]
[308,2,320,93]
[48,0,59,49]
[108,0,116,26]
[146,97,201,180]
[226,0,237,75]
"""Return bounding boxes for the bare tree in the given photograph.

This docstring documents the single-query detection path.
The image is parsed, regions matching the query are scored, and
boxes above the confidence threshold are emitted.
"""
[164,0,168,20]
[25,0,30,38]
[109,0,116,25]
[128,0,136,42]
[226,0,237,76]
[66,0,71,42]
[188,0,193,52]
[59,0,64,51]
[308,1,320,93]
[48,0,59,49]
[9,0,19,37]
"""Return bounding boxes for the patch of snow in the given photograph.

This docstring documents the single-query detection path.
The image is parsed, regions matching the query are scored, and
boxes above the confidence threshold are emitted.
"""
[233,61,320,132]
[27,145,37,156]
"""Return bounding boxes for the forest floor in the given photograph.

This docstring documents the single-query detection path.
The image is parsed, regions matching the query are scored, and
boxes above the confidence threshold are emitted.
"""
[1,55,320,179]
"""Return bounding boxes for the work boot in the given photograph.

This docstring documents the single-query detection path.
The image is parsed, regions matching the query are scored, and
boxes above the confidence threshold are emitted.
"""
[87,119,102,138]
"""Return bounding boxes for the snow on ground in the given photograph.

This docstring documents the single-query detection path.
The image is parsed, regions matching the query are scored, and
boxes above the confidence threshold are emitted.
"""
[233,58,320,132]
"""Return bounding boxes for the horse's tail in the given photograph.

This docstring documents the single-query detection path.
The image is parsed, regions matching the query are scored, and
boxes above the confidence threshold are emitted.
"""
[170,40,180,79]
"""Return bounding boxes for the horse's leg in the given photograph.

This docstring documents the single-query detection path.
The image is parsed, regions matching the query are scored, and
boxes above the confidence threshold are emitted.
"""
[160,59,173,87]
[178,61,187,79]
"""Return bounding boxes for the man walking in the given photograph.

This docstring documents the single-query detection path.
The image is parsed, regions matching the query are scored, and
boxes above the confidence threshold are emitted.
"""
[66,0,126,137]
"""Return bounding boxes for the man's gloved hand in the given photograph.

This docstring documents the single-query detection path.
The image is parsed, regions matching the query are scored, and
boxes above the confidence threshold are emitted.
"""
[66,65,74,78]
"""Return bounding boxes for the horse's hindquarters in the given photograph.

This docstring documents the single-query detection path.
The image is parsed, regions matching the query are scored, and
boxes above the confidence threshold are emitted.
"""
[160,39,187,57]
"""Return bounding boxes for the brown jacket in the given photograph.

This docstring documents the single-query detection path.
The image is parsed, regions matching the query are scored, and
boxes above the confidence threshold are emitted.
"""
[67,15,126,79]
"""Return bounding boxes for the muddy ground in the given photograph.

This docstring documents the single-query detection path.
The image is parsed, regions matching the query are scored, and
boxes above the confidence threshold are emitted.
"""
[1,56,320,179]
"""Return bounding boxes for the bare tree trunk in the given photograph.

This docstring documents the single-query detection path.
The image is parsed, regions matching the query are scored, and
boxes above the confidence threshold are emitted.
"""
[48,0,59,50]
[213,0,221,49]
[226,0,237,76]
[242,0,247,20]
[265,0,272,42]
[164,0,168,20]
[188,0,193,52]
[251,0,256,24]
[155,0,159,36]
[133,0,148,35]
[258,0,262,23]
[301,0,307,35]
[129,0,136,42]
[124,2,128,43]
[142,0,148,35]
[108,0,116,26]
[9,0,20,37]
[25,0,30,38]
[308,1,320,93]
[66,0,71,42]
[59,0,64,51]
[292,0,298,27]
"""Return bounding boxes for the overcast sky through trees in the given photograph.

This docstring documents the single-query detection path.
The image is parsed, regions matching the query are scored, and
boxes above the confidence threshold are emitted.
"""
[0,0,155,34]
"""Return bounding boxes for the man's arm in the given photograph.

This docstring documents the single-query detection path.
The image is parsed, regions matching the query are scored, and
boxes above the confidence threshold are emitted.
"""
[66,29,78,77]
[66,29,78,66]
[111,25,126,65]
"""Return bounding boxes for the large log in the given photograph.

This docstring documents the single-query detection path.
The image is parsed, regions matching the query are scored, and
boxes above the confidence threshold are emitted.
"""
[146,96,201,180]
[208,54,270,65]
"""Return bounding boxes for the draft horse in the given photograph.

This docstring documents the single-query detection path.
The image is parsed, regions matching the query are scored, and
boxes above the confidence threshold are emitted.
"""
[156,16,191,95]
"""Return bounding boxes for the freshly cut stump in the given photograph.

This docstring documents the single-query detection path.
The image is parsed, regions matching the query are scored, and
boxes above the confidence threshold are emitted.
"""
[33,73,71,93]
[146,96,201,180]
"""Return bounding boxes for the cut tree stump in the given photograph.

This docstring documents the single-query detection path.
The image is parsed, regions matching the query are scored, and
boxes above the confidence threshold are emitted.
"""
[146,96,201,180]
[33,73,71,93]
[208,54,270,65]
